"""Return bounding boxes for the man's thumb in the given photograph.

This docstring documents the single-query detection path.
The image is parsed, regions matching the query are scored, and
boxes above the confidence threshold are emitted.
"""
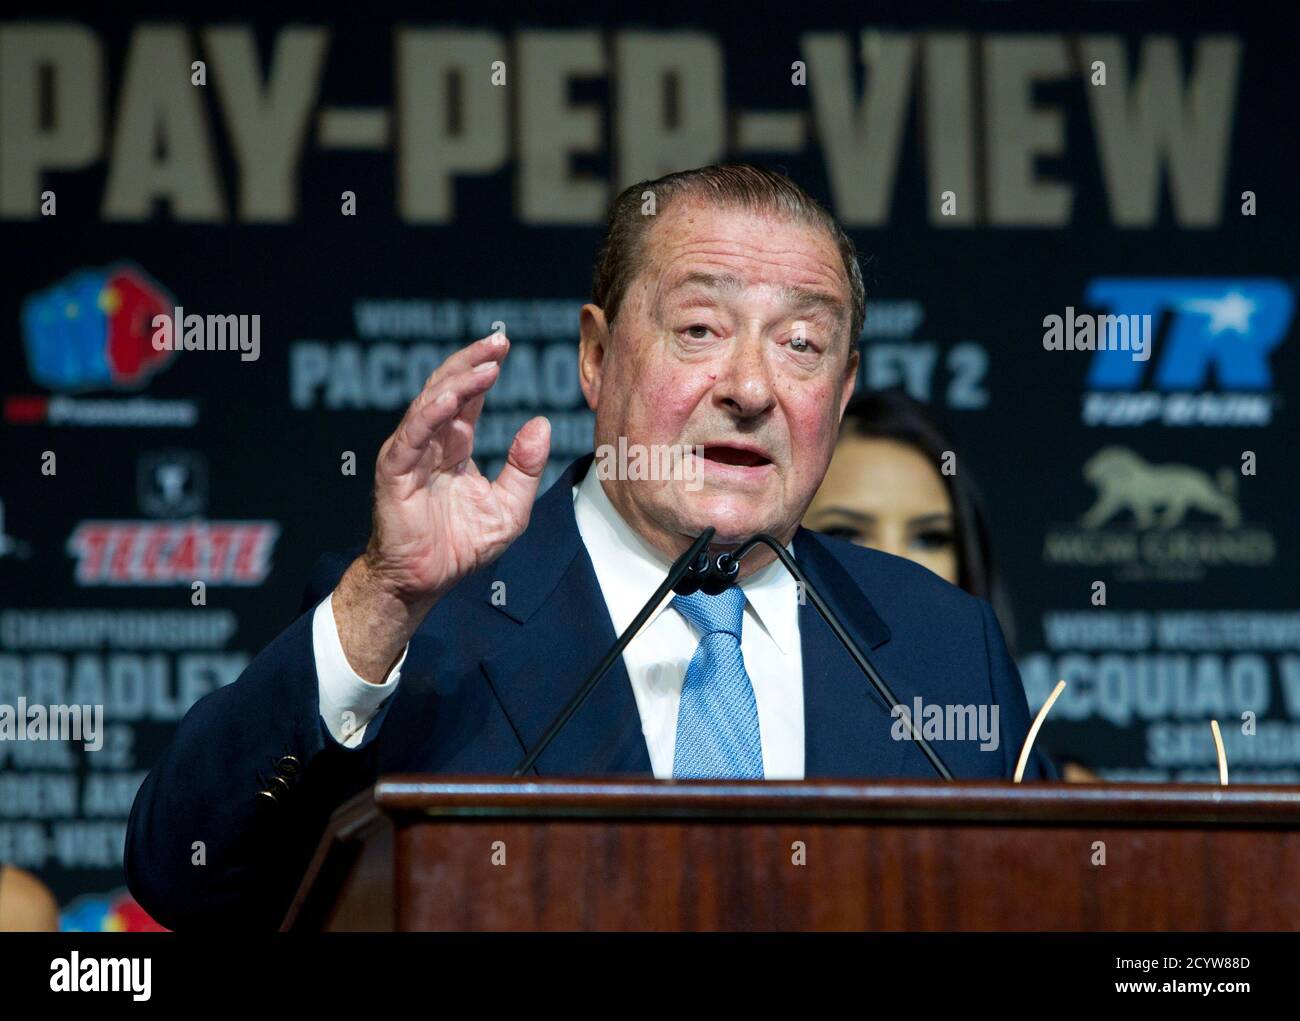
[494,416,551,513]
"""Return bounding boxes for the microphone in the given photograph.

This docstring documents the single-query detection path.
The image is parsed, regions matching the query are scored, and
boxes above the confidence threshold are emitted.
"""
[670,545,738,595]
[511,527,716,776]
[707,535,954,781]
[512,527,955,782]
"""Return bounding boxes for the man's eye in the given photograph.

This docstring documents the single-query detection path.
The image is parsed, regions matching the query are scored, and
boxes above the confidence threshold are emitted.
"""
[789,335,812,353]
[685,325,711,339]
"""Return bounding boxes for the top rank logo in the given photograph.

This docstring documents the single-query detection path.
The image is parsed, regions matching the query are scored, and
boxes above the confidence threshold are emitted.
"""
[1081,278,1293,427]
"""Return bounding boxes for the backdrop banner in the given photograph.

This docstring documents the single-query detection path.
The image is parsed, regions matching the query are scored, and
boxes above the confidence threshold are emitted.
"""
[1,1,1296,918]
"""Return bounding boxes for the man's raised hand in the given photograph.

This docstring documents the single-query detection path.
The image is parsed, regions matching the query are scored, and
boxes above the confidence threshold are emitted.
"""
[333,332,551,682]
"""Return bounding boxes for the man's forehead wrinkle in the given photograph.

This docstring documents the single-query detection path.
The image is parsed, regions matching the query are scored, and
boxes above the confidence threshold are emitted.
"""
[647,206,845,281]
[659,238,841,276]
[655,246,847,299]
[631,204,854,332]
[658,265,849,320]
[663,278,846,326]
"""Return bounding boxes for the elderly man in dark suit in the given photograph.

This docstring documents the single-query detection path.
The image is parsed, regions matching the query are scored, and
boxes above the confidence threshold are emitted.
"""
[127,164,1054,930]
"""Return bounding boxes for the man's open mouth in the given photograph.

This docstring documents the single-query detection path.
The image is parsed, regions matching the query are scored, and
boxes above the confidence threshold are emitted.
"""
[700,445,773,468]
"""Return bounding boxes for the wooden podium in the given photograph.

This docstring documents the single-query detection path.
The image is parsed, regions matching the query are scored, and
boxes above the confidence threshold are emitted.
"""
[281,777,1300,931]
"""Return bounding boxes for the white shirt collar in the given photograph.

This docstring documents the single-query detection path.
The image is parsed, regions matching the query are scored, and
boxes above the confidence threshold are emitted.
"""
[572,464,799,654]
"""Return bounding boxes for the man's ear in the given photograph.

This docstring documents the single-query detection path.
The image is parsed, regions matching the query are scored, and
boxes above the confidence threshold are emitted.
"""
[838,347,860,420]
[579,304,611,411]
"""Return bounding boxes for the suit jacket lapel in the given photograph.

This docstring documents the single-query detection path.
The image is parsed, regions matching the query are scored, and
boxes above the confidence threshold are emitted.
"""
[794,530,911,778]
[478,472,927,779]
[480,455,653,776]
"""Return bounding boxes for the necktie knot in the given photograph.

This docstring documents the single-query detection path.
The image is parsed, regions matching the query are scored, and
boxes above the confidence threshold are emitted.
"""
[672,585,745,641]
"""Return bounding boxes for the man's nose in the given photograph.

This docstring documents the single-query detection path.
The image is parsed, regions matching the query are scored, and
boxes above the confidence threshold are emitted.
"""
[714,331,776,419]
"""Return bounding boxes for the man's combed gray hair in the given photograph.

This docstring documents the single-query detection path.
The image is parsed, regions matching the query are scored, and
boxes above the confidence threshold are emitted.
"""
[592,163,866,345]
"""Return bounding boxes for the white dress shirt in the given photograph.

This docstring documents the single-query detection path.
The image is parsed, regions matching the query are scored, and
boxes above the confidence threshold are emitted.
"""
[312,467,806,778]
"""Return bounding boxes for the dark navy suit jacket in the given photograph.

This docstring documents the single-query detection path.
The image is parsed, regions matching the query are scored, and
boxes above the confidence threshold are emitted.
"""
[126,454,1055,929]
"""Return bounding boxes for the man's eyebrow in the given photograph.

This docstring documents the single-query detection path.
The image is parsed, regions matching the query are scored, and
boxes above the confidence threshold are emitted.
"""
[664,272,848,321]
[784,286,848,323]
[663,272,744,297]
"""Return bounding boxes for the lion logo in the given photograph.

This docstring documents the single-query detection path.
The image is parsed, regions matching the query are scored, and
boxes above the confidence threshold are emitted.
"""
[1081,447,1240,529]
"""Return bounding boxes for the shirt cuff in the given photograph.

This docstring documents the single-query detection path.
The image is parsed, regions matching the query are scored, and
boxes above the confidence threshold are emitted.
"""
[312,591,407,748]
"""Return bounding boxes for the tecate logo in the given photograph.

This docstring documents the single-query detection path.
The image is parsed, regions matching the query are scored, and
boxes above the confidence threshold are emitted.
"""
[66,521,280,586]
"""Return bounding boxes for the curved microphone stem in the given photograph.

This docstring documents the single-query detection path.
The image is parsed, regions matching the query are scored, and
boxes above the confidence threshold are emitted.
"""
[511,527,716,777]
[725,535,955,781]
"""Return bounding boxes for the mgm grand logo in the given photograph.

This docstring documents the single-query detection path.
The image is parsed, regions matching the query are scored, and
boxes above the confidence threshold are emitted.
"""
[1043,447,1274,582]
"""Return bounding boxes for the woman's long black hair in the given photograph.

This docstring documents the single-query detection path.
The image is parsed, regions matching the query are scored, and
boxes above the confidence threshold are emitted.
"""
[836,388,1019,654]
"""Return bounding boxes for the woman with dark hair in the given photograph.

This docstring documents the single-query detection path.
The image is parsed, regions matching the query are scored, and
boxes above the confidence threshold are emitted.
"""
[808,392,1098,781]
[803,387,1018,654]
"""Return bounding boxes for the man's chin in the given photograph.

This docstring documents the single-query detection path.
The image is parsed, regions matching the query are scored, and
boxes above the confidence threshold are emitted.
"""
[666,485,787,546]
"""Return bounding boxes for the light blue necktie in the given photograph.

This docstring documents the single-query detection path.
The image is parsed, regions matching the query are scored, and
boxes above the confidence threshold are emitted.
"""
[671,586,765,779]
